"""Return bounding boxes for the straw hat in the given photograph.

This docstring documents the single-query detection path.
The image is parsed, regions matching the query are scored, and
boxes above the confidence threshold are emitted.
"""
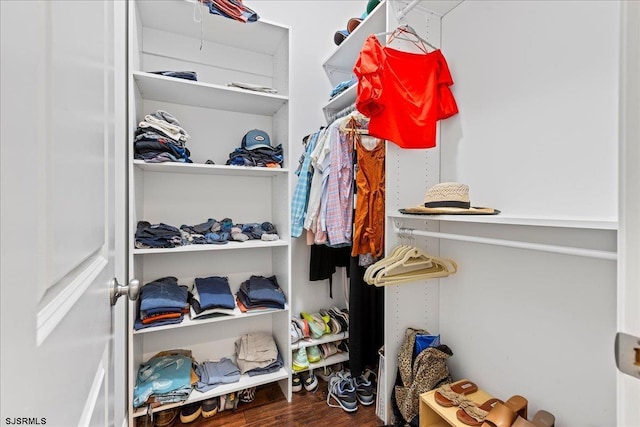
[400,182,499,215]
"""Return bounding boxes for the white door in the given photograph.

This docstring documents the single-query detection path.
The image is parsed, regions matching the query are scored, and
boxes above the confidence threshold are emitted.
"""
[0,1,127,427]
[618,1,640,426]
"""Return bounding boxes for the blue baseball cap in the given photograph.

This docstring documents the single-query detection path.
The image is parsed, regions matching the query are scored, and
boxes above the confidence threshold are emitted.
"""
[242,129,272,150]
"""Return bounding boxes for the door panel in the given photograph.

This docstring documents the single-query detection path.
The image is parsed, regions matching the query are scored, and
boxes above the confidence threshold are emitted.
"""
[0,1,123,426]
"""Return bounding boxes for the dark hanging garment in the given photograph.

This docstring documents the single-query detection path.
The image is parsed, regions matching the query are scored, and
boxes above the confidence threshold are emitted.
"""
[348,255,384,376]
[309,244,351,297]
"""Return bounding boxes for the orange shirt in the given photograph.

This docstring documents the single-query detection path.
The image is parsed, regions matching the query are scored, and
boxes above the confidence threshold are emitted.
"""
[354,35,458,149]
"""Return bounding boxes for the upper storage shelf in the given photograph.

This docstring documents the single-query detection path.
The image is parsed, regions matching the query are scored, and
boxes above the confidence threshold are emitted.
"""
[133,72,288,115]
[321,1,387,87]
[136,0,289,55]
[132,0,290,96]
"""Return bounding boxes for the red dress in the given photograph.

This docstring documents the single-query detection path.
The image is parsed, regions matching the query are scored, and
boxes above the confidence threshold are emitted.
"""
[354,35,458,149]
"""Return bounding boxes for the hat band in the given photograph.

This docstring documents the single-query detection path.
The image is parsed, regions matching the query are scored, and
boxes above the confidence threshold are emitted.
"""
[424,200,471,209]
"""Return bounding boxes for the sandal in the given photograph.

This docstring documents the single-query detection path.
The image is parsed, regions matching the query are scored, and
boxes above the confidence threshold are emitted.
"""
[434,380,479,407]
[512,410,555,427]
[480,396,528,427]
[456,398,503,426]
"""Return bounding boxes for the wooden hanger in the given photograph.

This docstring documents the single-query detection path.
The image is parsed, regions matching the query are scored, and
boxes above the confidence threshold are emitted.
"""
[339,112,369,134]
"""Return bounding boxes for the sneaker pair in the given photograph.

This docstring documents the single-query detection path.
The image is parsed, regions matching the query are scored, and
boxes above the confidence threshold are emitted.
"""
[300,311,326,339]
[292,345,322,371]
[316,363,345,382]
[292,371,318,392]
[237,387,256,403]
[327,306,349,333]
[218,392,238,412]
[326,372,358,413]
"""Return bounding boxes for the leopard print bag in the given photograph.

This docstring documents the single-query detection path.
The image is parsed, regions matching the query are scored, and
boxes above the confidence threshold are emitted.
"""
[392,328,453,427]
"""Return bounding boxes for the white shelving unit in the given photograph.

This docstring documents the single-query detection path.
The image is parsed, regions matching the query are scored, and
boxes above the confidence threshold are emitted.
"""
[127,0,291,423]
[320,1,388,122]
[317,0,629,425]
[292,332,350,373]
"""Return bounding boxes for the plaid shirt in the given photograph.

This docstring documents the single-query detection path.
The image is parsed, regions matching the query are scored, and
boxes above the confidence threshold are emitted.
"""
[291,131,320,237]
[325,123,354,245]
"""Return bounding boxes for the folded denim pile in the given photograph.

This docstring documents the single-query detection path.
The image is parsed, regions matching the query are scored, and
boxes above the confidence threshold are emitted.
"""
[329,78,357,99]
[194,357,241,392]
[133,349,194,408]
[134,276,189,330]
[134,110,192,164]
[135,219,279,249]
[200,0,259,23]
[149,71,198,81]
[190,276,237,320]
[235,332,283,376]
[236,275,286,312]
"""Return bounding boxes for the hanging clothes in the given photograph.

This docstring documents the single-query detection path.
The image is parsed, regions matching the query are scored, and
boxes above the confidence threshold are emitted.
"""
[291,131,320,238]
[354,35,458,149]
[351,134,385,260]
[349,254,384,377]
[325,118,355,246]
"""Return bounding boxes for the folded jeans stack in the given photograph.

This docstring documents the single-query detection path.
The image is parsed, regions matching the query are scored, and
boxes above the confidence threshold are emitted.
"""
[190,276,237,320]
[236,275,286,312]
[134,276,189,330]
[194,357,241,392]
[135,221,183,249]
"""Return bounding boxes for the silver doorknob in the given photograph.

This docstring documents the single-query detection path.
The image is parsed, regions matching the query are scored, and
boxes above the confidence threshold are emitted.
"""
[110,277,140,306]
[615,332,640,380]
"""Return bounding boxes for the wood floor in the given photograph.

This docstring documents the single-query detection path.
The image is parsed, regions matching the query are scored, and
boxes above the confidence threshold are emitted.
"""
[169,378,388,427]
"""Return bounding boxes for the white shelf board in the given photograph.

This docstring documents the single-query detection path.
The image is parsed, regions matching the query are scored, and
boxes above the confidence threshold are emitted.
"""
[132,367,289,418]
[136,0,289,55]
[293,353,350,374]
[134,239,288,255]
[389,211,618,230]
[134,160,289,177]
[133,72,288,115]
[321,1,387,86]
[404,0,465,17]
[322,85,357,123]
[291,332,349,350]
[133,305,288,335]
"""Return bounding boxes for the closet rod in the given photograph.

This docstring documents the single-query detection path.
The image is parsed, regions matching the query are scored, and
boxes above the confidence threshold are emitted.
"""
[396,0,420,21]
[395,226,617,261]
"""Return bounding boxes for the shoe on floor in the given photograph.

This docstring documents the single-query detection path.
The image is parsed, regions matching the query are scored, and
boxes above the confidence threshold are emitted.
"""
[224,392,238,411]
[292,372,303,392]
[155,408,179,427]
[201,397,219,418]
[326,372,358,412]
[292,347,310,371]
[316,363,344,382]
[304,371,319,392]
[238,387,256,403]
[179,402,202,423]
[354,374,375,406]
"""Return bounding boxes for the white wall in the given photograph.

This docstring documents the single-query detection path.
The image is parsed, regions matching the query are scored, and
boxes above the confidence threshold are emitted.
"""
[245,1,368,314]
